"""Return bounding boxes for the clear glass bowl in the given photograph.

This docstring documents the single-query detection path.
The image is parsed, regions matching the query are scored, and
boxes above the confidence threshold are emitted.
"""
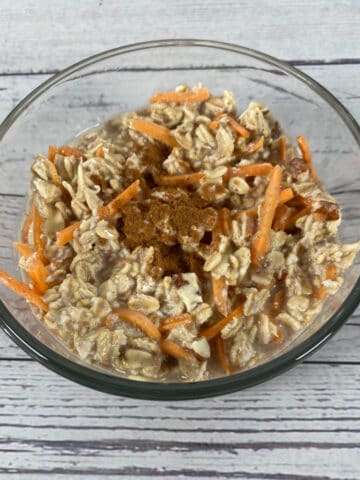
[0,40,359,400]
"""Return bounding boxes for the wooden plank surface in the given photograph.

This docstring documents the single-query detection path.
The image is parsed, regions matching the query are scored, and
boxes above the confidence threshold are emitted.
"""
[1,361,360,479]
[1,0,360,74]
[0,2,360,479]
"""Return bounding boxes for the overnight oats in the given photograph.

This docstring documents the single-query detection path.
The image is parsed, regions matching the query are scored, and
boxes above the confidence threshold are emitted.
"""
[1,85,359,382]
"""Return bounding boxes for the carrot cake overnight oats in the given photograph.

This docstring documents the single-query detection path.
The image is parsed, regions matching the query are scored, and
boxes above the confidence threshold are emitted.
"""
[1,85,359,382]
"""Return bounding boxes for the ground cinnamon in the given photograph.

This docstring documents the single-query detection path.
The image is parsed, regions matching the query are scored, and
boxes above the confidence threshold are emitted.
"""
[122,191,217,248]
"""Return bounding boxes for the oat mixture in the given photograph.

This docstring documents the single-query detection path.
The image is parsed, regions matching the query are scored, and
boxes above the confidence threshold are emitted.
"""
[1,85,359,382]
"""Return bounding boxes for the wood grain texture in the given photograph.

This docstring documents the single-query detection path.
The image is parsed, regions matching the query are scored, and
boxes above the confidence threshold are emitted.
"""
[1,2,360,479]
[0,361,360,479]
[1,0,360,74]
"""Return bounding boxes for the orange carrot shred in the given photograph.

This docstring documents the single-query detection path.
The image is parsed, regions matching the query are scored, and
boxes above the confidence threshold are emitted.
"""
[209,113,250,138]
[296,136,317,181]
[201,302,244,341]
[315,286,328,299]
[57,145,86,159]
[283,205,312,231]
[48,145,57,162]
[251,165,282,268]
[13,243,50,295]
[33,209,47,264]
[241,135,264,156]
[28,262,49,295]
[159,313,193,333]
[114,308,161,341]
[212,276,228,316]
[150,88,210,104]
[326,263,337,281]
[55,221,81,247]
[130,118,179,148]
[209,120,220,130]
[101,180,140,217]
[156,172,204,187]
[224,162,272,181]
[13,242,33,258]
[215,335,231,374]
[219,208,232,236]
[314,211,326,222]
[161,339,194,361]
[47,161,62,188]
[279,187,294,204]
[278,136,287,163]
[95,146,105,157]
[224,115,250,138]
[0,269,48,311]
[101,316,113,330]
[272,203,292,231]
[21,205,35,243]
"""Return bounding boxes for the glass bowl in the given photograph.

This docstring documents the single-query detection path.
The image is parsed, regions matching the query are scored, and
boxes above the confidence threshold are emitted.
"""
[0,39,359,400]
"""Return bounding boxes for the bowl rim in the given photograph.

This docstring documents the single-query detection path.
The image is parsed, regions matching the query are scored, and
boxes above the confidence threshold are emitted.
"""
[0,38,359,400]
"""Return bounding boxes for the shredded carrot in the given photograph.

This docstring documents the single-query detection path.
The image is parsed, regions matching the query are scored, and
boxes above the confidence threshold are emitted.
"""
[212,276,228,316]
[21,205,35,242]
[47,161,62,188]
[224,162,272,181]
[283,205,312,231]
[0,269,48,311]
[314,211,326,222]
[33,209,47,264]
[278,136,287,163]
[114,308,161,341]
[55,221,81,247]
[28,261,49,295]
[235,188,293,223]
[13,243,50,295]
[209,119,220,130]
[215,335,231,374]
[251,165,282,267]
[101,316,113,330]
[296,136,317,181]
[13,242,33,258]
[99,179,140,218]
[156,172,204,187]
[159,313,193,333]
[279,187,294,204]
[130,118,179,148]
[150,88,210,104]
[272,203,292,231]
[223,115,250,138]
[315,286,328,299]
[95,146,105,157]
[201,302,244,341]
[326,263,337,281]
[48,144,57,162]
[219,208,232,236]
[161,339,194,361]
[57,145,86,159]
[209,113,250,138]
[241,135,264,156]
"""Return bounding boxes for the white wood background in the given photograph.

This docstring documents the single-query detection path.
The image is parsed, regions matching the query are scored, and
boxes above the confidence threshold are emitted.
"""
[1,1,360,478]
